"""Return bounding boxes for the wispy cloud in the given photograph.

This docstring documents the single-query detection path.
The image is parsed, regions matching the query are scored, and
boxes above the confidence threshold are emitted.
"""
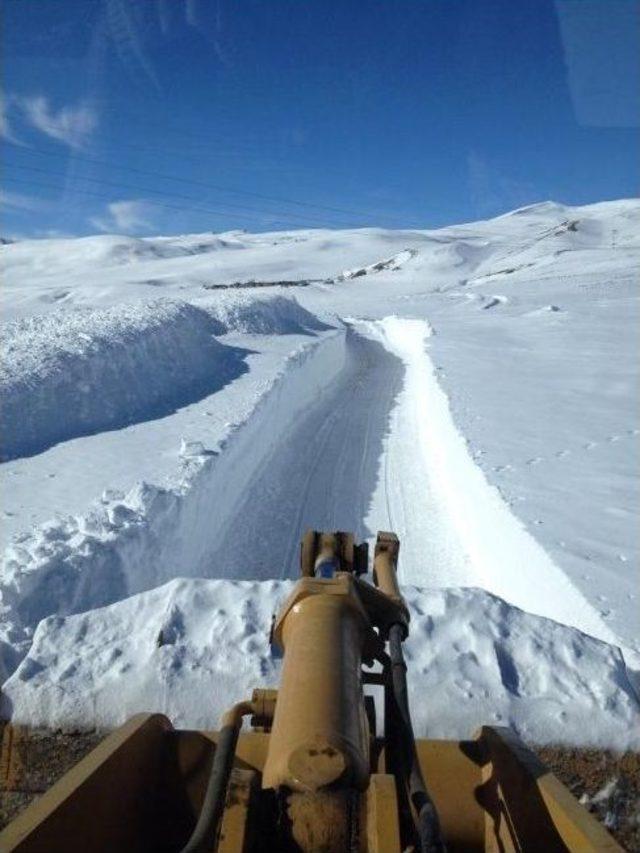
[105,0,161,90]
[16,96,97,149]
[0,189,44,212]
[90,199,154,233]
[0,93,21,144]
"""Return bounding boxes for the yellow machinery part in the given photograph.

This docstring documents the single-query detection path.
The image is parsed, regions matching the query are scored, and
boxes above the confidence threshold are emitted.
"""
[0,530,624,852]
[262,574,371,792]
[0,716,623,852]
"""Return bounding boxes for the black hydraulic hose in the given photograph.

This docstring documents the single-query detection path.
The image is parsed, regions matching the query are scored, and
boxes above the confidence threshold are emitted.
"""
[388,624,446,853]
[179,702,251,853]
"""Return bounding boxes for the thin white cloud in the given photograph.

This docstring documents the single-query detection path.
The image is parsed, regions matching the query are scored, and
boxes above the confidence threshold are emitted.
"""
[17,96,97,148]
[0,189,44,212]
[0,93,21,144]
[90,200,154,233]
[105,0,161,90]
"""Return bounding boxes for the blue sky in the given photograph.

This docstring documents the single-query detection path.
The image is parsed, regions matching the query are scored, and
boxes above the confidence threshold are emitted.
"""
[2,0,638,238]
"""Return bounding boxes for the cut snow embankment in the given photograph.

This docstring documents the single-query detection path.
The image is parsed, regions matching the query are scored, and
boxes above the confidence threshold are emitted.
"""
[0,323,347,680]
[0,294,327,460]
[2,577,637,749]
[199,291,331,336]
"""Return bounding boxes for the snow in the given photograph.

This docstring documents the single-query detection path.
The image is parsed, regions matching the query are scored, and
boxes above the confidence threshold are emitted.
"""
[2,578,637,749]
[0,327,347,679]
[336,248,417,280]
[1,198,638,746]
[373,317,620,647]
[0,294,327,459]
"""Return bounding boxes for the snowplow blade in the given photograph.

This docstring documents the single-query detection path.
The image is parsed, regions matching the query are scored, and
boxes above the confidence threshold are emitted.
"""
[0,717,621,852]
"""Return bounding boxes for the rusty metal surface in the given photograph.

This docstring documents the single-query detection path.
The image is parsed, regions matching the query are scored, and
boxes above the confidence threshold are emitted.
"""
[217,768,259,853]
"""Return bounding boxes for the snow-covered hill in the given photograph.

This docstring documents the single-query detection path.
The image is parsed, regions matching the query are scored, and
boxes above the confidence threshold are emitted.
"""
[1,199,638,747]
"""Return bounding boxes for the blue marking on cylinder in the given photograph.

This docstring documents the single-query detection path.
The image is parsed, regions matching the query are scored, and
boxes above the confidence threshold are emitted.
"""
[317,558,338,578]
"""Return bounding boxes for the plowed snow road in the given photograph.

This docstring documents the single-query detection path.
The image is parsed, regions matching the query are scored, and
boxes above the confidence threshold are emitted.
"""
[215,319,619,654]
[216,323,412,580]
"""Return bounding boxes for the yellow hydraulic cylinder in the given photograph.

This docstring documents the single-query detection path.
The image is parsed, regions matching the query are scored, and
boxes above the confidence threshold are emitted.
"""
[262,575,371,793]
[373,532,406,617]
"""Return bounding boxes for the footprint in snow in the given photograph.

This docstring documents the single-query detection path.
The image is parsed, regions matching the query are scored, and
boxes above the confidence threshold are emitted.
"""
[583,441,597,450]
[482,295,507,310]
[526,457,542,465]
[555,449,570,458]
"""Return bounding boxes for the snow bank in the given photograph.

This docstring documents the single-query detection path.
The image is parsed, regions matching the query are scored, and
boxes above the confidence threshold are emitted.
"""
[0,294,328,460]
[2,577,637,749]
[0,299,246,460]
[375,317,621,651]
[201,292,331,336]
[0,328,348,680]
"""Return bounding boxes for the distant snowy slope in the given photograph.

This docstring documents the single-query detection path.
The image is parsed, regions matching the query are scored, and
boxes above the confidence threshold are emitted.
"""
[0,231,248,277]
[0,227,431,320]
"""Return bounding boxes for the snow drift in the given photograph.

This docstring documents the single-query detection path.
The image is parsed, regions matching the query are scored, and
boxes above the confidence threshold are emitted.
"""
[199,292,331,336]
[0,299,247,460]
[0,327,347,680]
[0,294,327,460]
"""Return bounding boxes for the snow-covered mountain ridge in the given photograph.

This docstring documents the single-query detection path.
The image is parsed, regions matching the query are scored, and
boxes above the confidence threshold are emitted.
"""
[1,198,638,746]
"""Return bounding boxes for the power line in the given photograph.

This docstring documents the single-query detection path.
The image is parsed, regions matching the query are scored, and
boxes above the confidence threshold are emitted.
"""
[7,145,421,228]
[3,176,332,230]
[9,161,359,230]
[99,107,421,224]
[82,118,419,226]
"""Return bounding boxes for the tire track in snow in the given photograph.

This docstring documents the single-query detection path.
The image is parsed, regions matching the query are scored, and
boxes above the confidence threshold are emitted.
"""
[280,404,342,577]
[216,325,405,579]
